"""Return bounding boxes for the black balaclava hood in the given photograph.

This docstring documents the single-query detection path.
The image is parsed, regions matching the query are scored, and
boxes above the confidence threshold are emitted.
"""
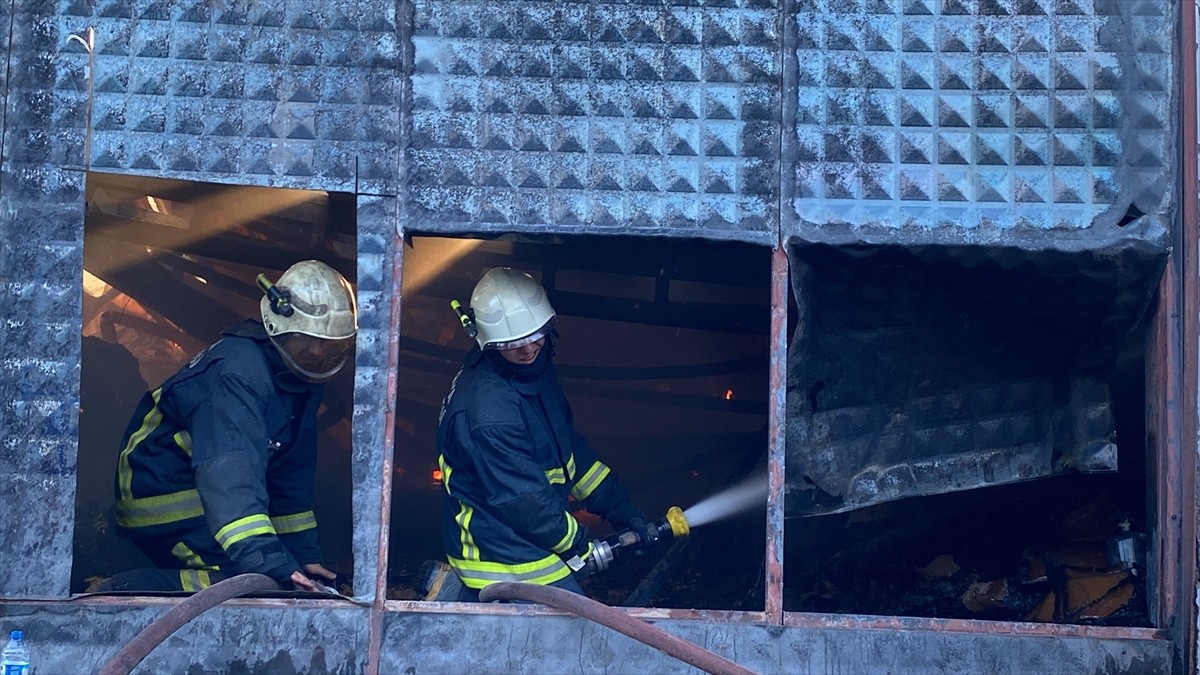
[485,341,551,382]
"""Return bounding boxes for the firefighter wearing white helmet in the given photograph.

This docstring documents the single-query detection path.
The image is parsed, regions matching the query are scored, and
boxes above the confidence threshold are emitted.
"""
[435,267,649,601]
[260,259,358,383]
[107,259,355,594]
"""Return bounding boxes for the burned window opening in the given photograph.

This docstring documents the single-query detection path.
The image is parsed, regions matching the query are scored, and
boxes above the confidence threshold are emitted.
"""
[389,234,772,610]
[783,242,1163,626]
[73,172,358,595]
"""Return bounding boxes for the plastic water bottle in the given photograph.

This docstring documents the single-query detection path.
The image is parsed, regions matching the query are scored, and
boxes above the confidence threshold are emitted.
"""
[1,630,29,675]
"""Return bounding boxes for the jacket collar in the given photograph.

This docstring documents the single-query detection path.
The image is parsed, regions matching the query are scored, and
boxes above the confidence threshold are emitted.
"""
[481,348,554,395]
[222,319,314,394]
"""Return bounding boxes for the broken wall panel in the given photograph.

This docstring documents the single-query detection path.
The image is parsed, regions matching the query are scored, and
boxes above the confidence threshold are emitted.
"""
[404,0,780,243]
[0,0,7,149]
[778,0,1177,523]
[0,1,90,598]
[784,0,1175,249]
[86,1,401,194]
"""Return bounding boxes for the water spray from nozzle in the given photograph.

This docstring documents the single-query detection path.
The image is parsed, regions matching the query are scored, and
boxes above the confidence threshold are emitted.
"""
[581,477,766,576]
[681,476,768,529]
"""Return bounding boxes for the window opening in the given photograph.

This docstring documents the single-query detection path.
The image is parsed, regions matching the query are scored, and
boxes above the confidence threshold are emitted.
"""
[390,234,771,610]
[73,172,358,595]
[783,243,1161,627]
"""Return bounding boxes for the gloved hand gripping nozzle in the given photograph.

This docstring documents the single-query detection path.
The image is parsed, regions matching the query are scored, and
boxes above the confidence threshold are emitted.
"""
[583,507,689,575]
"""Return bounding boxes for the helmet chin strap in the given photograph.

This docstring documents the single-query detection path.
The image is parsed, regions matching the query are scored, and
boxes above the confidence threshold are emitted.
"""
[270,337,345,384]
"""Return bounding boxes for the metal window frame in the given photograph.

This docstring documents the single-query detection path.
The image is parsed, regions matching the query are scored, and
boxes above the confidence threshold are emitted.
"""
[38,163,1189,674]
[376,232,783,624]
[50,154,1192,674]
[367,218,1182,675]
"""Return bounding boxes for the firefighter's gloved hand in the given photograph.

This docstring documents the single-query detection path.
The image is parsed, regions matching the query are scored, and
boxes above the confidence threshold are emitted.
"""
[626,516,660,549]
[237,545,302,589]
[290,570,322,592]
[299,563,338,593]
[606,502,646,532]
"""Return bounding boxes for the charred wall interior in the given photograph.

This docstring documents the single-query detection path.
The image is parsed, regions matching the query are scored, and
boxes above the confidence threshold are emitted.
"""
[783,241,1165,623]
[786,242,1165,515]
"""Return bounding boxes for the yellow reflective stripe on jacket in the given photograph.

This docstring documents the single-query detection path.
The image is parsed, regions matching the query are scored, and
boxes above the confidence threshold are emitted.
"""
[546,453,578,486]
[173,430,192,456]
[438,454,452,494]
[570,461,611,501]
[117,388,164,501]
[550,513,578,554]
[116,489,204,528]
[271,511,317,534]
[179,569,213,592]
[214,514,275,550]
[454,502,478,560]
[447,552,572,589]
[170,542,218,570]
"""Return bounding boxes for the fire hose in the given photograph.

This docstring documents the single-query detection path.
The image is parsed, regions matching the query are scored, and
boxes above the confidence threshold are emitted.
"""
[97,573,279,675]
[97,574,756,675]
[479,582,756,675]
[97,508,752,675]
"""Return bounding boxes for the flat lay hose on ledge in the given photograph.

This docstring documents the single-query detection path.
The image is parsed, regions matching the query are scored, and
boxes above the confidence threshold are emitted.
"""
[478,581,757,675]
[98,573,280,675]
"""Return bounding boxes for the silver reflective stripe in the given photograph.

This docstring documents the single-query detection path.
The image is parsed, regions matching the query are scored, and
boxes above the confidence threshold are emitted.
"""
[214,514,275,550]
[271,511,317,534]
[116,489,204,528]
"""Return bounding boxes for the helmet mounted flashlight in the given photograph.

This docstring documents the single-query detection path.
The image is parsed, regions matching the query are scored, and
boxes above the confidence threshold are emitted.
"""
[450,299,478,339]
[257,273,294,317]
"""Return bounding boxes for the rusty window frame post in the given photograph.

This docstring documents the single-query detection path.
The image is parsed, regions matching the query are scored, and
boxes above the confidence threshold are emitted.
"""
[766,245,788,625]
[1175,0,1199,668]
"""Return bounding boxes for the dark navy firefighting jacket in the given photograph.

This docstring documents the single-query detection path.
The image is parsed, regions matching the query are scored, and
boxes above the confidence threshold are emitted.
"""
[437,345,641,589]
[114,319,323,584]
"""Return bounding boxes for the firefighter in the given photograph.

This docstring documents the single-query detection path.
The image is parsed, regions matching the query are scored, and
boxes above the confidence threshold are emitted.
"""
[105,260,356,593]
[437,267,651,600]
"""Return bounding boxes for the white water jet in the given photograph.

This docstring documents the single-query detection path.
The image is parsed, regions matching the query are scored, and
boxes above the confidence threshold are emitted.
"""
[682,476,768,528]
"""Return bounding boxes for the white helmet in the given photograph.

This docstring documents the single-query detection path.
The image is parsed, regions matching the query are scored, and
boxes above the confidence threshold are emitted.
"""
[469,268,555,350]
[260,260,357,382]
